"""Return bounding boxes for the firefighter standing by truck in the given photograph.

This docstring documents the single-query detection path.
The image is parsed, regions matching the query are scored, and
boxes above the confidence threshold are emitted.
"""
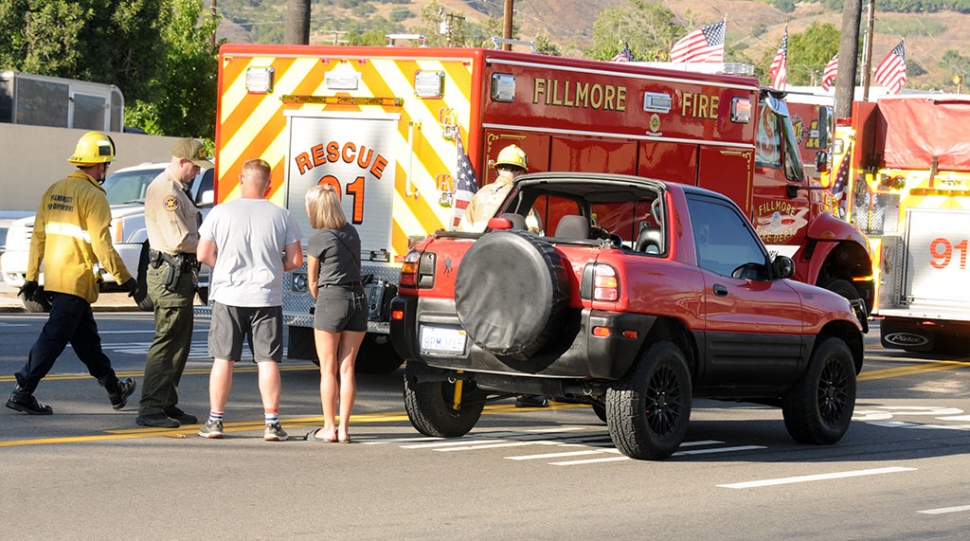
[136,139,210,429]
[6,131,138,415]
[458,144,529,233]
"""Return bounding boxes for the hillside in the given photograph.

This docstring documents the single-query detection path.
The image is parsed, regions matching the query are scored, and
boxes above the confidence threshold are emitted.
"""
[213,0,970,91]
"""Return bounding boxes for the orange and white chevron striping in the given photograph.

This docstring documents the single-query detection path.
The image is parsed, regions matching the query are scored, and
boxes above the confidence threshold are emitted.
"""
[216,49,475,260]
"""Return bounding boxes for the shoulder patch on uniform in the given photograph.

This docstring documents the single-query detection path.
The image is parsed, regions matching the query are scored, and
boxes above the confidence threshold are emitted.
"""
[163,195,179,211]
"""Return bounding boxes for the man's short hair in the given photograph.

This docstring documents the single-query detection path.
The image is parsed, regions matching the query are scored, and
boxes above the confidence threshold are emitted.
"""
[242,158,271,182]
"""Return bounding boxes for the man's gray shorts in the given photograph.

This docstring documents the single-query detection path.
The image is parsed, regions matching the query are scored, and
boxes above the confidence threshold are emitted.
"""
[209,302,283,362]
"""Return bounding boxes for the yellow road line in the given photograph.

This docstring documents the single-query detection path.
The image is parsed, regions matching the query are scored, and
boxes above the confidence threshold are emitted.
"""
[0,403,586,448]
[858,360,969,381]
[0,364,317,383]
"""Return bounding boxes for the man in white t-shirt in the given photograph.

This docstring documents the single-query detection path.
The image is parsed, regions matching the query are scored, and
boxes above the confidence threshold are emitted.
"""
[196,158,303,441]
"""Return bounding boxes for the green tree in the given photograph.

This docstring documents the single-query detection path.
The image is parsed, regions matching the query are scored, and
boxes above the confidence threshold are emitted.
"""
[0,0,168,102]
[585,0,681,62]
[534,31,561,57]
[126,0,218,139]
[759,22,840,86]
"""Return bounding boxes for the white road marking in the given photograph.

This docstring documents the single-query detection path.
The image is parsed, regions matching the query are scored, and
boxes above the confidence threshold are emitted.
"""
[917,505,970,515]
[551,456,630,466]
[363,436,443,445]
[434,441,555,452]
[506,450,604,461]
[401,439,505,449]
[674,445,766,456]
[717,467,916,489]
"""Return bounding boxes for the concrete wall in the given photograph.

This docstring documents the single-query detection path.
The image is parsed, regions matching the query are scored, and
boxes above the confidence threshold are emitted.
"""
[1,124,184,211]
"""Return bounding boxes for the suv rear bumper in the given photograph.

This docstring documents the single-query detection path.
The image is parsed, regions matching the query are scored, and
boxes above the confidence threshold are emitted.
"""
[390,295,654,380]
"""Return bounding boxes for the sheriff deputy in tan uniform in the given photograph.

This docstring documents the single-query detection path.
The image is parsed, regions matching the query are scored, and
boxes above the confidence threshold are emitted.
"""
[136,139,212,428]
[6,131,138,415]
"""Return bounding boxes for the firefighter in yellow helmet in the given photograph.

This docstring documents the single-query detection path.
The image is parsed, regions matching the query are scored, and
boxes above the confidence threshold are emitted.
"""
[6,132,138,416]
[457,144,529,233]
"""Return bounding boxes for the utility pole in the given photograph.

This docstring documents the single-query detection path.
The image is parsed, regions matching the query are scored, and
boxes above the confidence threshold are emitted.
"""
[502,0,514,51]
[285,0,310,45]
[861,0,876,101]
[444,12,466,48]
[834,0,862,118]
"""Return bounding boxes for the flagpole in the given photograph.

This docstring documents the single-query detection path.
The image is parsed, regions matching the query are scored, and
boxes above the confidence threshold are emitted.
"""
[861,0,875,100]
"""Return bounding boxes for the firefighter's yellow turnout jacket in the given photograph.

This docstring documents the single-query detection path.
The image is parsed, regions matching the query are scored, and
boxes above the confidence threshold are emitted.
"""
[27,171,133,303]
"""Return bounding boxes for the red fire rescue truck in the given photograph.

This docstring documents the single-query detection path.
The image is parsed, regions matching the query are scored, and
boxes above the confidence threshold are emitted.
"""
[213,44,873,371]
[846,96,970,353]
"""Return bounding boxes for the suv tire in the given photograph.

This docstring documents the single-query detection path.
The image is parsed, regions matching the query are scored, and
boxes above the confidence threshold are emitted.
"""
[782,336,856,445]
[607,341,692,460]
[455,230,570,359]
[403,363,486,437]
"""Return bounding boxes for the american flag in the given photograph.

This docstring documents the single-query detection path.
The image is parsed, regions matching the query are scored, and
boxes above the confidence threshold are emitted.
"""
[451,134,478,229]
[611,43,634,63]
[768,25,788,90]
[669,20,725,63]
[874,40,907,94]
[821,54,838,91]
[831,148,851,200]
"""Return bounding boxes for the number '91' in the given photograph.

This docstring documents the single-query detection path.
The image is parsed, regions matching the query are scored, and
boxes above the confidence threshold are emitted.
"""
[929,238,968,270]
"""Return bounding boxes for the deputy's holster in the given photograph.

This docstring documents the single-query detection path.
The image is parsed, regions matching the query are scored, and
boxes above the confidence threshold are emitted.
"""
[149,249,199,292]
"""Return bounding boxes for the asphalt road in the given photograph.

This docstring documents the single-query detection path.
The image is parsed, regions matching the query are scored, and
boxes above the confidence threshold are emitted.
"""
[1,313,969,540]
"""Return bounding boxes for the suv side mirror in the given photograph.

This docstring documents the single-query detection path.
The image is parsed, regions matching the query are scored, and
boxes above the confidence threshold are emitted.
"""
[199,190,214,207]
[772,255,795,279]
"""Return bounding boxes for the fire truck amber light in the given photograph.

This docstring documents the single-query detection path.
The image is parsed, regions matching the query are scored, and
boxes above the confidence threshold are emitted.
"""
[593,275,617,288]
[592,326,611,337]
[391,310,404,320]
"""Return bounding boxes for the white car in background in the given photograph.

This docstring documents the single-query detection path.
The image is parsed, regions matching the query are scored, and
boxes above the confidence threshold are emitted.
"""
[0,162,213,312]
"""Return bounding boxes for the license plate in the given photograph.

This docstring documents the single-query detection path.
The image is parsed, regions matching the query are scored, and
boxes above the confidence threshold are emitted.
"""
[420,325,467,354]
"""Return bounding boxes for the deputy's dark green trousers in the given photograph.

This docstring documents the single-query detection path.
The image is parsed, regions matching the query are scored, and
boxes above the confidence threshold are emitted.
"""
[138,263,195,416]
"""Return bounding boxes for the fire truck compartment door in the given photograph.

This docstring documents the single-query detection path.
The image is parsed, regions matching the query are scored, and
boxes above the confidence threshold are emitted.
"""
[284,112,399,256]
[902,208,970,315]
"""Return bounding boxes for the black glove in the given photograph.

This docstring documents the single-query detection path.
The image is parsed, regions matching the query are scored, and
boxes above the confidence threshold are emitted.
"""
[18,281,39,303]
[123,278,140,298]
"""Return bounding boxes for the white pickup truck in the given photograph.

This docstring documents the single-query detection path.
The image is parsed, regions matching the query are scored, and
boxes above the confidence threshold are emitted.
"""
[0,162,213,312]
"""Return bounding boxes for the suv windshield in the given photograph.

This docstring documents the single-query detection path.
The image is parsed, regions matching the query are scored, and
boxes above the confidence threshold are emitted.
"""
[101,168,164,205]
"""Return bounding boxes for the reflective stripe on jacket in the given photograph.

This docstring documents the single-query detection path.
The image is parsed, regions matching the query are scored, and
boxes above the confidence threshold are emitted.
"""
[27,171,133,303]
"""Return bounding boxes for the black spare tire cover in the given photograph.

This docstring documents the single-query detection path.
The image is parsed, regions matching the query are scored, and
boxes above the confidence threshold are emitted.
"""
[455,230,571,358]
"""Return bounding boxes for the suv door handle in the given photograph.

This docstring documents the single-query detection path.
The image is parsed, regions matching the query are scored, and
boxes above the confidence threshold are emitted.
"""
[713,284,728,296]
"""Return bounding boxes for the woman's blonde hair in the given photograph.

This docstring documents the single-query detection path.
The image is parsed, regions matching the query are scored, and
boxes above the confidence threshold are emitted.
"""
[305,184,347,230]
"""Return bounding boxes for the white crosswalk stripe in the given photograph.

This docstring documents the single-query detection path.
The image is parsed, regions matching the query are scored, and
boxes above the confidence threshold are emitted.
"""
[367,427,765,467]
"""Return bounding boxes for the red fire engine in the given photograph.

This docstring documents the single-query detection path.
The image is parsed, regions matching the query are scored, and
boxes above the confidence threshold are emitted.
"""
[845,95,970,353]
[213,44,873,370]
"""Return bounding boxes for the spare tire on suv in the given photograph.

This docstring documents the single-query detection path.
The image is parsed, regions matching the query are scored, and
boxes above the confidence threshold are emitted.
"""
[455,230,570,359]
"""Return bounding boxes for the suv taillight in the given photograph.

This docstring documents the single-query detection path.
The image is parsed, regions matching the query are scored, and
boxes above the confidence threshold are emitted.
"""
[593,264,619,302]
[399,250,421,288]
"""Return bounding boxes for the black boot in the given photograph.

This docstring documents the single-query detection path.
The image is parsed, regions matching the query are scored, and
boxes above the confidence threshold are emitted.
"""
[6,385,53,415]
[106,378,137,410]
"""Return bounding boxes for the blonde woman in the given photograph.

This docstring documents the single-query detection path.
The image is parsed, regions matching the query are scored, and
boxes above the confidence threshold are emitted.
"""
[304,185,366,443]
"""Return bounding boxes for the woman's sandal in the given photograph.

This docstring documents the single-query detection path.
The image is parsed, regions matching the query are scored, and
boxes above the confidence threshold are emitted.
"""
[305,427,337,443]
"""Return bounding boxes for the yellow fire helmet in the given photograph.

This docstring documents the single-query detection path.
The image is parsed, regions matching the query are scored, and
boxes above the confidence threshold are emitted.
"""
[494,144,528,171]
[68,131,116,166]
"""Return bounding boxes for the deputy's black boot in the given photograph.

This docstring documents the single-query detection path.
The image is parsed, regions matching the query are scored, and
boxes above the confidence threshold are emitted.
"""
[6,384,53,415]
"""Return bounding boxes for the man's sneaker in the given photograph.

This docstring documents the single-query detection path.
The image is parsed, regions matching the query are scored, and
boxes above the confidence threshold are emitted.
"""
[5,386,53,415]
[198,419,224,439]
[136,412,180,428]
[264,421,288,442]
[163,407,198,425]
[107,378,136,410]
